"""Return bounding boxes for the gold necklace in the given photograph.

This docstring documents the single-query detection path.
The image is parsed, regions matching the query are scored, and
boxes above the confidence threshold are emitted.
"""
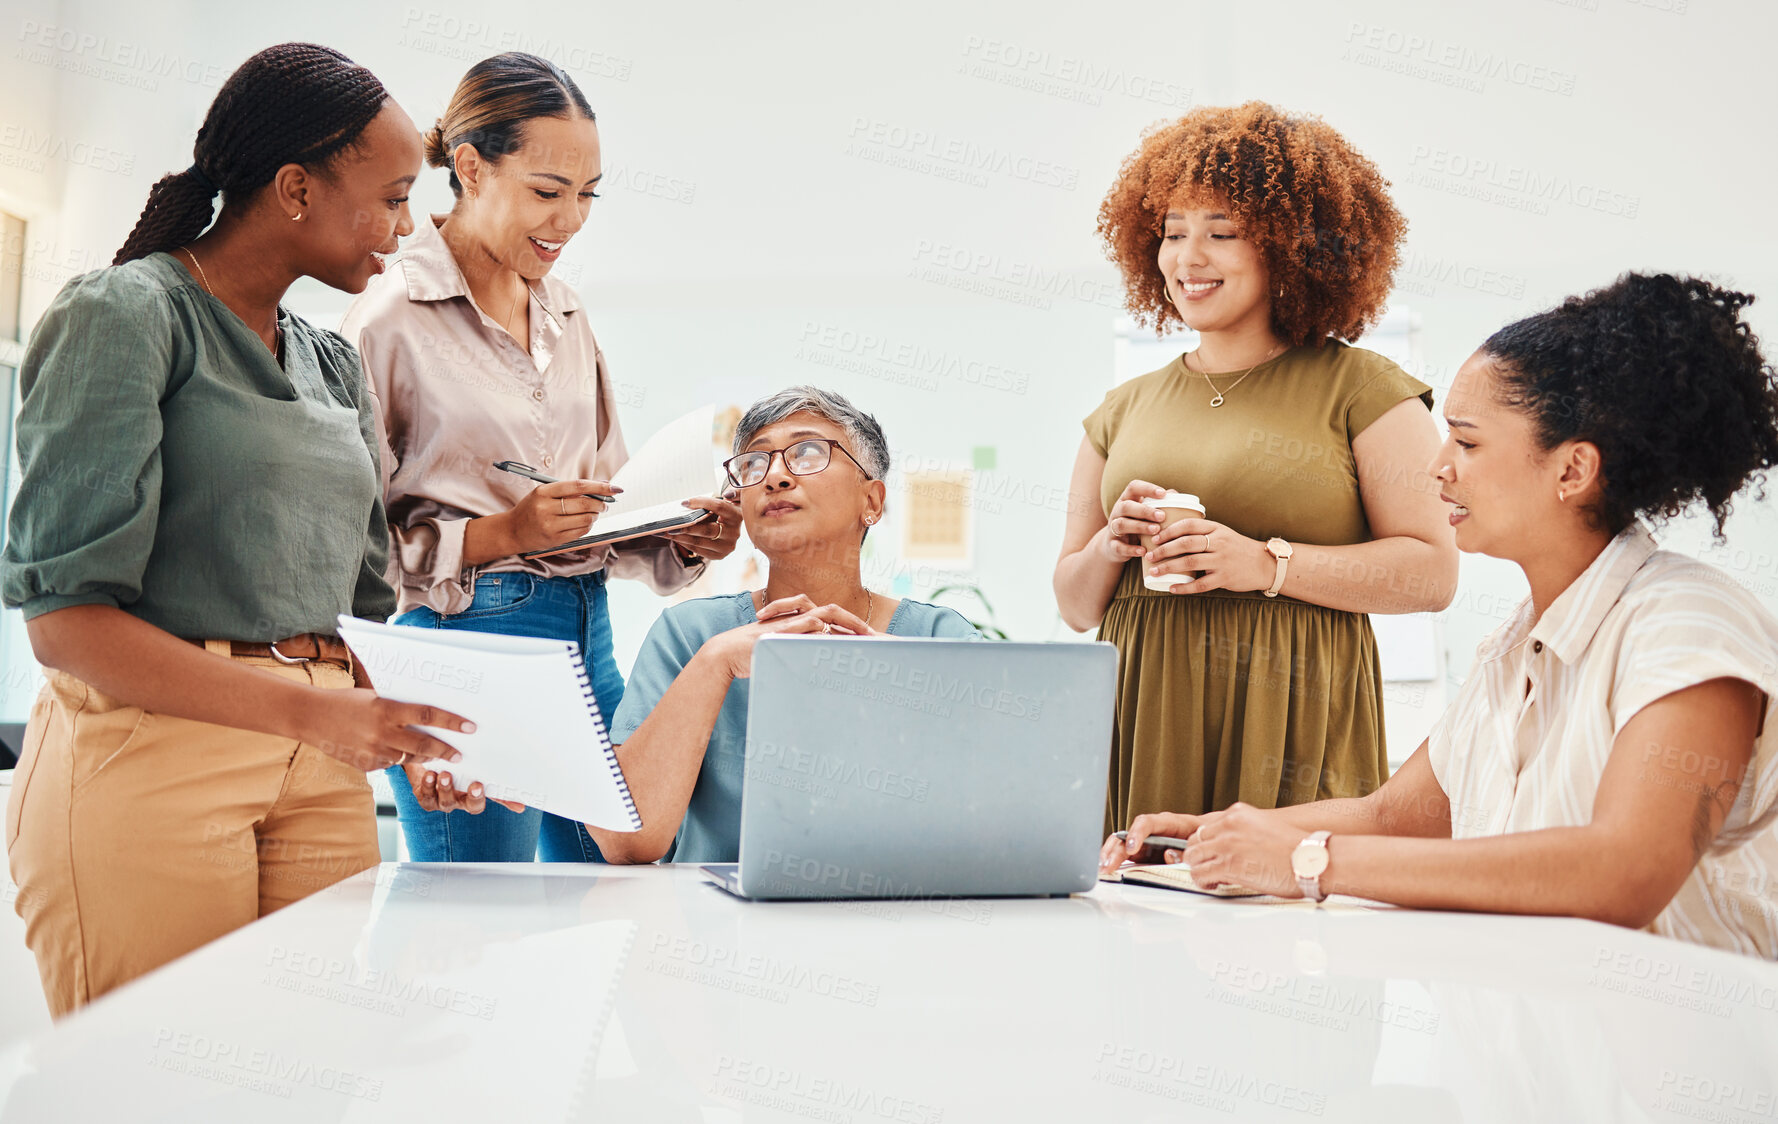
[181,246,282,358]
[1188,344,1285,407]
[506,281,527,344]
[179,246,214,296]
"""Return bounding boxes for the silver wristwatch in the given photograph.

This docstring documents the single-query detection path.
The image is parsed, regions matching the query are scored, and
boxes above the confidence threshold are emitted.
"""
[1291,830,1332,902]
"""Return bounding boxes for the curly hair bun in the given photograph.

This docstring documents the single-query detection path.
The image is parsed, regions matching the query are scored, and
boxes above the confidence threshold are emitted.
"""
[1484,273,1778,537]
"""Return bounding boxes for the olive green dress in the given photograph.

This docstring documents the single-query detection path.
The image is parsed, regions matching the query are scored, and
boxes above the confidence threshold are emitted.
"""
[1084,342,1433,830]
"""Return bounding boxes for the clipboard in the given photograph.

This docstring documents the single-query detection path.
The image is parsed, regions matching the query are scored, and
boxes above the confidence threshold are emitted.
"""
[509,403,722,559]
[520,505,713,558]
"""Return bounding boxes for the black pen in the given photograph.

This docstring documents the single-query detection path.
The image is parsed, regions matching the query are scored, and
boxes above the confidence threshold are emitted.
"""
[1113,830,1193,850]
[493,461,617,503]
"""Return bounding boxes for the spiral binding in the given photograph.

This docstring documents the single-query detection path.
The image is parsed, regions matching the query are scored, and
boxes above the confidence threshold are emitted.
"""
[563,920,638,1118]
[569,646,641,829]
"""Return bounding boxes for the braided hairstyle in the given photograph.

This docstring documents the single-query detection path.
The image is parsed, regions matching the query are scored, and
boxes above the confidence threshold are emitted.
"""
[1484,273,1778,537]
[113,43,388,265]
[423,52,595,197]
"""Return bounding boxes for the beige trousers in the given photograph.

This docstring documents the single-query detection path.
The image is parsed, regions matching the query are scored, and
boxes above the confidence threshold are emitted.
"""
[5,641,379,1017]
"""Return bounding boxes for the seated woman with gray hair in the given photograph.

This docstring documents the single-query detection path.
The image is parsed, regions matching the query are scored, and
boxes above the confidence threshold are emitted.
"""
[588,386,979,864]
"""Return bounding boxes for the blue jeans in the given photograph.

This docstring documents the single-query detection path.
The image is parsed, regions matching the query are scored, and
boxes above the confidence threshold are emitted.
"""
[384,571,625,863]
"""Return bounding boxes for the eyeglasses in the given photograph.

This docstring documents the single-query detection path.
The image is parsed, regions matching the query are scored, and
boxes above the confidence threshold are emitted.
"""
[722,439,872,488]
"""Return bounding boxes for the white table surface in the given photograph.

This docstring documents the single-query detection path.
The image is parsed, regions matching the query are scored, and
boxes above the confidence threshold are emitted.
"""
[1,862,1774,1123]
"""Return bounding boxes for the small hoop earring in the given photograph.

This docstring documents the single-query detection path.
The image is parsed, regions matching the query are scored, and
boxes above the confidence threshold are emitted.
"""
[864,516,875,526]
[1556,489,1566,503]
[292,212,305,223]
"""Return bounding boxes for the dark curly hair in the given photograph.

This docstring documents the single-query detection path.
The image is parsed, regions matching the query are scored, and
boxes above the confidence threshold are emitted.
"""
[1484,273,1778,537]
[113,44,388,266]
[1096,101,1405,346]
[423,52,595,197]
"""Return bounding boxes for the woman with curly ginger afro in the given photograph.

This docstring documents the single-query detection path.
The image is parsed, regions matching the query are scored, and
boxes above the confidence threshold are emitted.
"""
[1057,102,1458,833]
[1109,274,1778,958]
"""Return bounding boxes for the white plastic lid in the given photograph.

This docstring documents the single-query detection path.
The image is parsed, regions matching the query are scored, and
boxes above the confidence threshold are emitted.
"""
[1155,492,1203,510]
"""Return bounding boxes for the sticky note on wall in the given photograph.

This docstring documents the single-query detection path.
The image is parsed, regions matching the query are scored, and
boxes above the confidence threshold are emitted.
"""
[903,470,972,561]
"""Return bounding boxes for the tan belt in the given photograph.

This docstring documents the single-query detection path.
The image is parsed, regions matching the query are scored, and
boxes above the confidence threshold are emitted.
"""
[190,633,354,668]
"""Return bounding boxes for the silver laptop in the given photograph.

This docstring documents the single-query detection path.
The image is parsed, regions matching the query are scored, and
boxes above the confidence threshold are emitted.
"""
[701,636,1116,901]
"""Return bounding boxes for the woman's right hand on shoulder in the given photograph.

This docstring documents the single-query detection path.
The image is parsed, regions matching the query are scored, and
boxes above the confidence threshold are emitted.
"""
[699,594,872,682]
[1099,812,1211,875]
[301,688,476,773]
[500,479,619,554]
[1095,479,1169,565]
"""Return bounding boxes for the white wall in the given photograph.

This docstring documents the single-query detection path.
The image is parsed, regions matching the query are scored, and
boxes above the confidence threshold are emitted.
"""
[2,0,1776,731]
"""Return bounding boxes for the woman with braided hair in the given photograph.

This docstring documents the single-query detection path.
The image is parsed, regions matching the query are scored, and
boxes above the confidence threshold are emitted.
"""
[1,42,475,1016]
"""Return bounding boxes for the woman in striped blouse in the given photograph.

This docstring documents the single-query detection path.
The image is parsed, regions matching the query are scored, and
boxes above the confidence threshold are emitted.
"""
[1104,273,1778,957]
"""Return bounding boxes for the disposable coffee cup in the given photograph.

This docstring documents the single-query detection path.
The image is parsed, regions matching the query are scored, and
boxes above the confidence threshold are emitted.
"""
[1139,492,1206,592]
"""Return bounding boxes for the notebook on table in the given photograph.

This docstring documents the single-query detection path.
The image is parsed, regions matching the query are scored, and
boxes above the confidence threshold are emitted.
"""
[522,403,720,557]
[1100,864,1267,898]
[336,615,641,831]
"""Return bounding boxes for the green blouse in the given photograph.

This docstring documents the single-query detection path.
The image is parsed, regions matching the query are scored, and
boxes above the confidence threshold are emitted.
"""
[1,252,395,640]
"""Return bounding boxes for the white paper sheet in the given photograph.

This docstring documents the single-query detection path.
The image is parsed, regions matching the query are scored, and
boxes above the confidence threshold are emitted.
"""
[337,616,642,831]
[590,403,720,537]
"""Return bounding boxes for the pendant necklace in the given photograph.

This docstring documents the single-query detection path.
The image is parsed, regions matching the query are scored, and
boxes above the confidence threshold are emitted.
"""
[1188,343,1285,407]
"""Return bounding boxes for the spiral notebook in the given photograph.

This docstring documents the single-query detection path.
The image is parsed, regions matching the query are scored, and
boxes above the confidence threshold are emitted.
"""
[336,615,641,831]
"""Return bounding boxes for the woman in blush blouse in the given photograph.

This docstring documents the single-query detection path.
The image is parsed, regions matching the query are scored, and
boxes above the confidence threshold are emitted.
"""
[1105,274,1778,959]
[341,53,742,863]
